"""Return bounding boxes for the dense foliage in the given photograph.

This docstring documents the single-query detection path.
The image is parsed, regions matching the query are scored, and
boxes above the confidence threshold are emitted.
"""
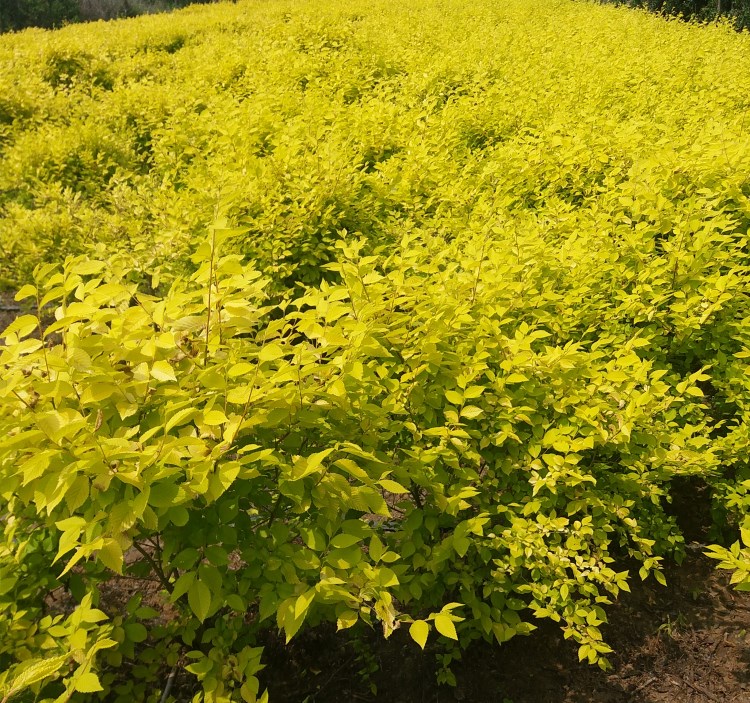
[2,0,750,701]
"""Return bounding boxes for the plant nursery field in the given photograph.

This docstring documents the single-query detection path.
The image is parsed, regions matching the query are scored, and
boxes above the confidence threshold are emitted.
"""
[3,0,750,701]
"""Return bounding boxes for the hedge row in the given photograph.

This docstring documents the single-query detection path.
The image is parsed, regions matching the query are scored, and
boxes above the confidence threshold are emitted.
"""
[3,1,750,702]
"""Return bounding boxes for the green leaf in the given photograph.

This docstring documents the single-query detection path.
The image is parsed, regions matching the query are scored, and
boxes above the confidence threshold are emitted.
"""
[169,505,190,527]
[374,566,399,587]
[205,545,228,566]
[203,410,228,425]
[72,260,106,275]
[330,533,361,549]
[2,314,38,339]
[294,589,316,620]
[166,407,198,432]
[300,527,327,551]
[409,620,429,649]
[369,534,384,562]
[15,284,37,301]
[460,405,484,419]
[171,572,196,601]
[98,539,124,574]
[326,545,362,569]
[149,481,180,508]
[337,609,358,630]
[278,597,306,643]
[258,343,285,362]
[124,622,148,643]
[65,475,89,512]
[291,449,334,480]
[453,536,470,557]
[188,579,212,622]
[226,385,253,404]
[227,594,246,612]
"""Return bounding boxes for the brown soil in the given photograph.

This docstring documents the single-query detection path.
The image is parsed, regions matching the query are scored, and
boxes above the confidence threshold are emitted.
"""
[260,550,750,703]
[261,478,750,702]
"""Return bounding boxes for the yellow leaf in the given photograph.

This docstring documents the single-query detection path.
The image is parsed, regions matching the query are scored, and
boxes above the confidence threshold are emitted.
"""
[379,479,408,493]
[74,671,103,693]
[409,620,429,649]
[294,589,315,620]
[15,284,37,301]
[445,390,463,405]
[6,655,68,696]
[258,344,285,362]
[151,360,177,382]
[98,539,124,574]
[203,410,228,425]
[433,614,458,640]
[337,609,358,630]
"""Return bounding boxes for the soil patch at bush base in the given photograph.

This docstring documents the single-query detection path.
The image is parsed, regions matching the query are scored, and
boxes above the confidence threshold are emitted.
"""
[259,550,750,703]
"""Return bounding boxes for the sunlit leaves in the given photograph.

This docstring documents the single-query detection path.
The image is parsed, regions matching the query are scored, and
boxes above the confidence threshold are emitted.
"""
[0,655,68,699]
[409,620,430,649]
[151,360,177,383]
[3,0,750,699]
[433,615,458,641]
[98,540,124,574]
[74,671,104,693]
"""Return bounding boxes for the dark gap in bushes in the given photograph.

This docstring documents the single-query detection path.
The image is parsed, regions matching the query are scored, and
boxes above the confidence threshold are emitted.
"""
[664,475,714,544]
[602,0,750,31]
[0,0,225,33]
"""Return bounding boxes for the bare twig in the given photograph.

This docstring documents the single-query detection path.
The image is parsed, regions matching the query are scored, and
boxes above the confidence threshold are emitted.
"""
[668,675,722,702]
[159,665,178,703]
[632,675,657,693]
[132,542,173,594]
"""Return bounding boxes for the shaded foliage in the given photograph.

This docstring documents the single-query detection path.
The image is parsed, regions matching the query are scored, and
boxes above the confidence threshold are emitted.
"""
[605,0,750,30]
[0,0,80,32]
[0,0,221,32]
